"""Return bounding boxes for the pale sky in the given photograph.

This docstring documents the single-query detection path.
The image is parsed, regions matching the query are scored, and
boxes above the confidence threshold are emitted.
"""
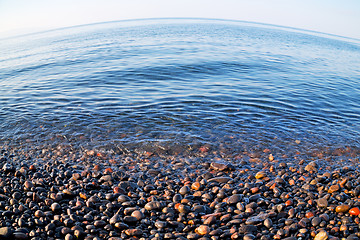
[1,0,360,39]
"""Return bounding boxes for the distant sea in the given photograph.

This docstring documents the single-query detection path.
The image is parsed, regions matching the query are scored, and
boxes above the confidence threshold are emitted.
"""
[1,19,360,157]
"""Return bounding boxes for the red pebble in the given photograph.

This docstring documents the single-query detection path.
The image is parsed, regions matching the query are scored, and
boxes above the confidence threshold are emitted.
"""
[113,187,121,194]
[349,207,360,216]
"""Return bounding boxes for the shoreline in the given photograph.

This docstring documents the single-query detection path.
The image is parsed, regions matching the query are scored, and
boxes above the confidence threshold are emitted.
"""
[0,144,360,239]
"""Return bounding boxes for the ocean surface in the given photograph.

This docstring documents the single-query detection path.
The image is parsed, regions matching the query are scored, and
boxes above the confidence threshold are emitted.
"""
[1,19,360,156]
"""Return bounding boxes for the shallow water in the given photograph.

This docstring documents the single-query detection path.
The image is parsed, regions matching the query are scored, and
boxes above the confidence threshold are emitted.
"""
[1,19,360,156]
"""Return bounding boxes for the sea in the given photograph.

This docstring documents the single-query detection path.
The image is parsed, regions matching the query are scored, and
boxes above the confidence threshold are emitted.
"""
[1,19,359,158]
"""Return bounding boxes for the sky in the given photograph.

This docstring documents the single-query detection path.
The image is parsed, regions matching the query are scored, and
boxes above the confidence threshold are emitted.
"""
[0,0,360,40]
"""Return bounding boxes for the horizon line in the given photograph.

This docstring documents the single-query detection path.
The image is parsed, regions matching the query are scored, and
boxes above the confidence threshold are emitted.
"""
[1,17,360,44]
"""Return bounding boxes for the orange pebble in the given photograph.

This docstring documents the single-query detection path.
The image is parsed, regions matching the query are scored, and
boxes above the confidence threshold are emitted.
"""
[285,200,293,206]
[104,167,113,174]
[349,207,360,216]
[305,211,315,218]
[29,165,37,171]
[113,187,121,194]
[191,182,202,190]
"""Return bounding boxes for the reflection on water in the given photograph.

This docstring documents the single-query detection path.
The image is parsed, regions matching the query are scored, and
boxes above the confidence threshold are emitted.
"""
[0,19,360,156]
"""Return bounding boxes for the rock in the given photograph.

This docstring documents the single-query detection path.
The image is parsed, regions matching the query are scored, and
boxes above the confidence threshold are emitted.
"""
[328,185,340,193]
[264,218,272,228]
[125,229,142,236]
[94,220,106,227]
[179,186,190,195]
[336,205,350,213]
[210,162,233,171]
[349,207,360,216]
[245,213,268,225]
[227,194,242,205]
[0,227,13,238]
[314,230,328,240]
[255,171,266,179]
[208,177,233,183]
[144,201,164,211]
[317,198,328,208]
[239,225,257,233]
[195,225,210,235]
[305,161,317,172]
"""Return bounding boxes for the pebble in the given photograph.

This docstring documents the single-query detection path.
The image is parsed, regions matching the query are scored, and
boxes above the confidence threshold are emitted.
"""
[0,227,13,238]
[314,230,329,240]
[336,204,350,213]
[0,144,360,240]
[317,198,328,208]
[349,207,360,216]
[227,194,242,205]
[195,225,210,235]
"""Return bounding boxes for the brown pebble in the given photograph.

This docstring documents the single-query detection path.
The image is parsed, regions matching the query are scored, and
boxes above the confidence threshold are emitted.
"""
[335,204,350,213]
[328,185,340,194]
[125,229,142,236]
[195,225,210,235]
[255,171,266,179]
[314,230,328,240]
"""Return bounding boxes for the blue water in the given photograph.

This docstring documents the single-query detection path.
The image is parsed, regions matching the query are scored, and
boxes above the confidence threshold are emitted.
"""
[1,19,360,156]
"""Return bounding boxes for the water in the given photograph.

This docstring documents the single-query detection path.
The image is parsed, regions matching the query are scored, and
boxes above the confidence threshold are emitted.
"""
[1,19,360,156]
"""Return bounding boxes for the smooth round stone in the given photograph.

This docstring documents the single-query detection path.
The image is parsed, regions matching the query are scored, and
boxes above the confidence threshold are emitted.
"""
[328,185,340,193]
[13,232,27,240]
[239,225,257,233]
[34,210,45,218]
[131,210,144,220]
[144,201,163,211]
[123,216,138,224]
[263,218,272,229]
[208,177,233,183]
[349,207,360,216]
[125,229,142,236]
[227,194,242,205]
[177,204,190,214]
[336,205,350,213]
[0,227,13,238]
[317,198,328,208]
[210,162,229,171]
[311,217,322,227]
[179,186,190,195]
[109,214,121,225]
[244,234,256,240]
[24,181,33,189]
[195,225,210,235]
[255,171,266,179]
[94,220,106,227]
[51,202,61,212]
[314,230,328,240]
[154,221,167,229]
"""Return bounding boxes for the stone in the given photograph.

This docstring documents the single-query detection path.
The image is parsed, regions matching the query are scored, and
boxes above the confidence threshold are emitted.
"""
[305,161,317,172]
[195,225,210,235]
[314,230,328,240]
[0,227,13,238]
[227,194,242,205]
[317,198,328,208]
[208,177,233,183]
[336,205,350,213]
[239,225,257,233]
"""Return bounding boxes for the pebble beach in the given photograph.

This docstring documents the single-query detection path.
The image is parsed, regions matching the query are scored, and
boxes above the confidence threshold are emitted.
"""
[1,144,360,240]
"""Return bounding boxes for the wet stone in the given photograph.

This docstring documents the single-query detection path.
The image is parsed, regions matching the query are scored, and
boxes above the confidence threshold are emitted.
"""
[239,225,257,233]
[227,194,242,205]
[314,230,328,240]
[317,198,328,208]
[336,205,350,213]
[208,177,233,183]
[0,227,13,238]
